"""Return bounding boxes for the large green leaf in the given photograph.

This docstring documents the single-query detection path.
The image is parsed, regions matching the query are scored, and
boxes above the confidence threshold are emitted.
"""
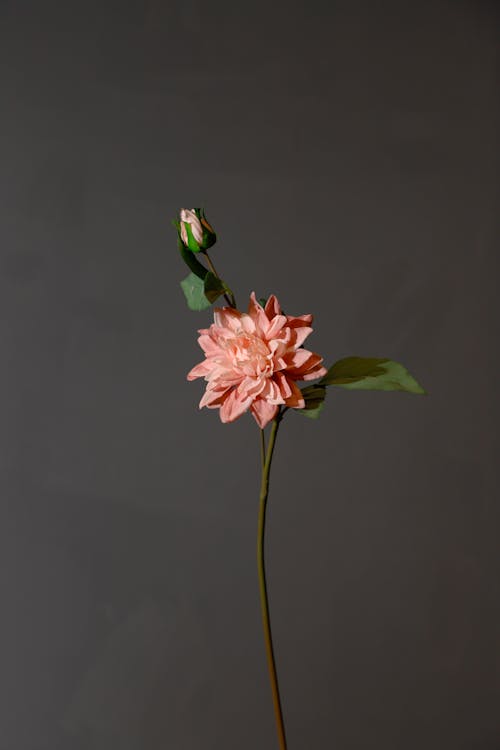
[178,239,207,279]
[204,272,231,303]
[320,357,426,394]
[296,384,327,419]
[180,271,231,311]
[180,273,212,311]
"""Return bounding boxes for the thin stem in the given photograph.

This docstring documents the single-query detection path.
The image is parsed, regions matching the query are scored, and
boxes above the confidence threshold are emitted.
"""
[257,413,287,750]
[203,250,236,308]
[260,428,266,469]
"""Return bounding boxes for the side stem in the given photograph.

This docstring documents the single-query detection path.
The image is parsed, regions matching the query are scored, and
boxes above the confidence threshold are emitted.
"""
[257,414,287,750]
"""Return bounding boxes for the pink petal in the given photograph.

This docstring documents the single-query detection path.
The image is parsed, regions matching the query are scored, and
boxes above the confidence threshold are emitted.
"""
[272,356,287,371]
[187,361,212,380]
[274,372,292,400]
[200,385,232,408]
[301,364,328,381]
[286,313,313,328]
[291,326,313,348]
[264,295,281,318]
[285,349,323,377]
[284,348,314,369]
[198,333,223,357]
[214,307,244,332]
[207,367,242,387]
[268,332,292,363]
[240,314,256,334]
[265,314,288,340]
[238,376,267,399]
[248,292,270,336]
[250,399,279,429]
[260,378,285,405]
[283,377,305,408]
[219,389,253,423]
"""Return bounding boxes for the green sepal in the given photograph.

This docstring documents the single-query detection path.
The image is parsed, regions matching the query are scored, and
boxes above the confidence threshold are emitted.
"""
[199,208,217,250]
[180,273,212,311]
[296,384,327,419]
[183,220,203,253]
[320,357,426,394]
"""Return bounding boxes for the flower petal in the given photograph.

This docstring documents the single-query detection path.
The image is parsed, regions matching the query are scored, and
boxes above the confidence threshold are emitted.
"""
[265,314,288,341]
[198,333,223,357]
[264,295,281,318]
[274,372,292,400]
[301,364,328,381]
[219,389,253,423]
[260,378,285,405]
[282,377,305,408]
[187,361,212,380]
[250,399,279,429]
[200,385,232,408]
[286,313,313,328]
[214,307,244,332]
[248,292,270,336]
[284,349,323,377]
[291,326,313,348]
[238,376,267,399]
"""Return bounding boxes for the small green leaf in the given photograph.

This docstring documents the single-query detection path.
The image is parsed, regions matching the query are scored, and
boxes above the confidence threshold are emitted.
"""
[320,357,426,394]
[204,272,231,303]
[180,273,212,311]
[296,384,327,418]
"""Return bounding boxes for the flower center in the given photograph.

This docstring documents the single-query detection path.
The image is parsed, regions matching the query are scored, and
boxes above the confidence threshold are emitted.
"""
[224,330,272,377]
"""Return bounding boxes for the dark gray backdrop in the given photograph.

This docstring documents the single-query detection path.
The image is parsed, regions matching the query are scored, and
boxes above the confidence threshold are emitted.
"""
[1,1,498,748]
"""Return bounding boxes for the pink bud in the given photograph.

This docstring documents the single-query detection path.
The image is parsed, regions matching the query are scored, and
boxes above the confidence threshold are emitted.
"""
[180,208,204,245]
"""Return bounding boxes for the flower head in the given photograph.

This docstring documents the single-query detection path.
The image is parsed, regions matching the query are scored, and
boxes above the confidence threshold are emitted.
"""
[187,292,327,428]
[179,207,216,252]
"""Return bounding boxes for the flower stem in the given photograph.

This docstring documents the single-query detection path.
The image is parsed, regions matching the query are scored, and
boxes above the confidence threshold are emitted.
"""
[260,428,266,469]
[203,251,236,308]
[257,413,287,749]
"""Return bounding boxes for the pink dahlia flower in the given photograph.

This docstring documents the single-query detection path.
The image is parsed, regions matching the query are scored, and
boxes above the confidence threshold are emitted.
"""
[187,292,327,428]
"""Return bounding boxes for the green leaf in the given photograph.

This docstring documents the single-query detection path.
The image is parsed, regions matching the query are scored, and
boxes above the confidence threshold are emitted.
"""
[320,357,426,394]
[296,384,327,419]
[180,273,212,311]
[204,272,230,303]
[178,239,207,279]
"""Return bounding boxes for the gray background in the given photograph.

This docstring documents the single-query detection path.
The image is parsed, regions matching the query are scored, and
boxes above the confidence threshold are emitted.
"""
[1,1,498,748]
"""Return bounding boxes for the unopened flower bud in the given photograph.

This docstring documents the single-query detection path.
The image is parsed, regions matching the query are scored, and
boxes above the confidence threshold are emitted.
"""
[179,208,216,252]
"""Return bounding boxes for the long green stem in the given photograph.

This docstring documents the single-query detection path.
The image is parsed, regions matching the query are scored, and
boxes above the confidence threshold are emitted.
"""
[257,414,287,750]
[203,250,236,308]
[260,428,266,469]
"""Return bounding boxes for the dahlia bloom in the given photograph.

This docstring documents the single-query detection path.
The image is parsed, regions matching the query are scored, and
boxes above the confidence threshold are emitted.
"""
[187,292,327,428]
